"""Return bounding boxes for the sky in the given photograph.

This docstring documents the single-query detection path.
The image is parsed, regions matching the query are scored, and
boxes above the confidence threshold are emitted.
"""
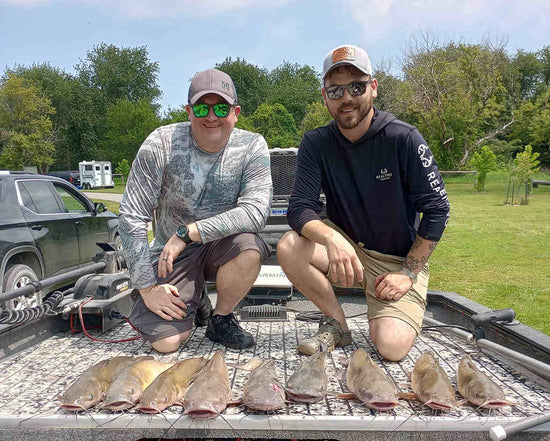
[0,0,549,113]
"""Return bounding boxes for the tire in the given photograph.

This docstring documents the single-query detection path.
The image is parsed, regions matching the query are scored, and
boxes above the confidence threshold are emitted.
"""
[1,264,43,311]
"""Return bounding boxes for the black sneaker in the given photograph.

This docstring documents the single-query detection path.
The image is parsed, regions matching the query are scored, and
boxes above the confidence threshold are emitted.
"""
[194,291,213,327]
[205,312,255,349]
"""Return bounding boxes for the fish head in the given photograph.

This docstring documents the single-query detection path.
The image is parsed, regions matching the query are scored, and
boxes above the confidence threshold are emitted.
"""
[59,379,103,411]
[466,378,508,409]
[422,390,456,411]
[183,396,225,419]
[416,371,455,411]
[244,381,285,411]
[103,378,142,411]
[136,380,178,414]
[355,384,399,411]
[135,396,169,414]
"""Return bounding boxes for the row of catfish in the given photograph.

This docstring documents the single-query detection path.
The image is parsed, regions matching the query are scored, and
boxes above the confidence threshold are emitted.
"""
[59,349,513,418]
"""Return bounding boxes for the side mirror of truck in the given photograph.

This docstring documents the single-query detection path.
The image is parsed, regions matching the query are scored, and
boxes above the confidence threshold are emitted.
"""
[94,202,107,213]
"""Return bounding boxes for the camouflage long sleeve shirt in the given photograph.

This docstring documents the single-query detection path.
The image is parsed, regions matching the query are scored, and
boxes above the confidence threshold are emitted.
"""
[119,122,273,289]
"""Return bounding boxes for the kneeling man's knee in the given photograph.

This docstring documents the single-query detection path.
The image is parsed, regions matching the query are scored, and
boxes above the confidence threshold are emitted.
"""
[276,231,299,264]
[151,330,191,353]
[370,318,417,362]
[374,338,413,361]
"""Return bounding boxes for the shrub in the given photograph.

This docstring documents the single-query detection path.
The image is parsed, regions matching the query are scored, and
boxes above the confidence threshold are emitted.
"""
[469,145,497,191]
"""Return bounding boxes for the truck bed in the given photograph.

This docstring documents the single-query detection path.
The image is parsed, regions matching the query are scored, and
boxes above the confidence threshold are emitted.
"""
[0,294,549,441]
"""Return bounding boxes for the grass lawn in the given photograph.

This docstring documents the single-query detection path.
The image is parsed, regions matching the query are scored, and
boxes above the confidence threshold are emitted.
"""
[91,171,550,336]
[429,171,550,336]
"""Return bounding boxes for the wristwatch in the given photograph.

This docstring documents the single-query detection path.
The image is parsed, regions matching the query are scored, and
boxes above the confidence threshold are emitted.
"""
[175,224,193,245]
[399,267,417,283]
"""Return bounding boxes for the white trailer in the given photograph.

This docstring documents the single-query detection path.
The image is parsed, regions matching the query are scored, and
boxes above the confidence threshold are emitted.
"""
[78,160,114,189]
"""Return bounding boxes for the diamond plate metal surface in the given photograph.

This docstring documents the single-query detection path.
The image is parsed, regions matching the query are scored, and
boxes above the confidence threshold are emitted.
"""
[1,310,549,426]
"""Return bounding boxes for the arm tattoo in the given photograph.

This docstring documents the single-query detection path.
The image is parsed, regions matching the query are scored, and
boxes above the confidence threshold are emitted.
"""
[409,235,423,252]
[403,255,421,272]
[403,237,439,272]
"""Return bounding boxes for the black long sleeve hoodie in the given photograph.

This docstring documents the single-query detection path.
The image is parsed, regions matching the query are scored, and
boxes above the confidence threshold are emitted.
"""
[287,109,450,257]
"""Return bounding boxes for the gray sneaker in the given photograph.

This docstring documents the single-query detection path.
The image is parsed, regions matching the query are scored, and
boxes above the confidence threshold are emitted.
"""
[297,317,352,355]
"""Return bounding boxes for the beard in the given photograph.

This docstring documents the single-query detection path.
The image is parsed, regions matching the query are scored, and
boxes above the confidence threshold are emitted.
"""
[328,95,373,130]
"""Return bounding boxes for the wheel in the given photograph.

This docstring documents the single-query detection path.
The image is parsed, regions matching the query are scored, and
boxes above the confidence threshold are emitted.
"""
[1,264,43,311]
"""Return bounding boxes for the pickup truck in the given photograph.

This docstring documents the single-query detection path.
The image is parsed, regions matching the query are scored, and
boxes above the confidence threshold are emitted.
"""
[0,156,549,441]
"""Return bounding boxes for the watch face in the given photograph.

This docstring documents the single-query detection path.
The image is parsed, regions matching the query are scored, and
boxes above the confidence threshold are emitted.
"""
[176,224,188,238]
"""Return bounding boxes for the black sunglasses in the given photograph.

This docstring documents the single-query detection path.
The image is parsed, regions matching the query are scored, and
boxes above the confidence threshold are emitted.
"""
[191,103,232,118]
[325,79,373,100]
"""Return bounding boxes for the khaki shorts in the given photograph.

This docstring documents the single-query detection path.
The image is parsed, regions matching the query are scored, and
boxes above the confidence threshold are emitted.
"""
[325,220,428,334]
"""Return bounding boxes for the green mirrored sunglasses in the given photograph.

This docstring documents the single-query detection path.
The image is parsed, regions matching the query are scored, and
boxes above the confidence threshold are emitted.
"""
[191,103,232,118]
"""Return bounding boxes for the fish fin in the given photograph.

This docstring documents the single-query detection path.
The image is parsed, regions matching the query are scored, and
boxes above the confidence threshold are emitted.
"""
[456,399,467,407]
[173,400,184,407]
[398,392,417,401]
[336,393,357,400]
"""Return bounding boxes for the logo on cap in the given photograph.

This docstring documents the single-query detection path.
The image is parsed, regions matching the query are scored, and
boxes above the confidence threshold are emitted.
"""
[221,81,230,91]
[332,47,355,63]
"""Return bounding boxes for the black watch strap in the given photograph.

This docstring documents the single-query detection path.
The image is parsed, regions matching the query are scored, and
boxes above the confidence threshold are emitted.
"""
[176,224,193,245]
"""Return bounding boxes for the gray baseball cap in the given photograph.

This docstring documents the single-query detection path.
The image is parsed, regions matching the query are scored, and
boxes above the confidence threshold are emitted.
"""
[188,68,238,105]
[322,44,373,79]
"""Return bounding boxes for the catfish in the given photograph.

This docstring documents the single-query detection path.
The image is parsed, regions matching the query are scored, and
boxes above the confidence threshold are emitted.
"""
[59,355,152,411]
[406,352,457,411]
[457,355,512,409]
[135,357,207,413]
[102,359,174,411]
[286,351,327,403]
[241,358,285,411]
[183,350,232,419]
[341,348,399,411]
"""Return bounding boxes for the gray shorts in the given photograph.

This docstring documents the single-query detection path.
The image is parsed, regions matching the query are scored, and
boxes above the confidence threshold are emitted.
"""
[129,233,271,343]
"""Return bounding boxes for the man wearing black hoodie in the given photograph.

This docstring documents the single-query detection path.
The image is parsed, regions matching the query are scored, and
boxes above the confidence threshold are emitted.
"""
[277,45,450,361]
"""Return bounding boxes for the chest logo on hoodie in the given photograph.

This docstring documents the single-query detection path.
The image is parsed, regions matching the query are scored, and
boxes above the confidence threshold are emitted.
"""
[376,168,393,181]
[418,144,433,168]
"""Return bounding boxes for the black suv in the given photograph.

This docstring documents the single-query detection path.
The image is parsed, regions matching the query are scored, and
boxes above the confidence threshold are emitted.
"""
[0,172,120,310]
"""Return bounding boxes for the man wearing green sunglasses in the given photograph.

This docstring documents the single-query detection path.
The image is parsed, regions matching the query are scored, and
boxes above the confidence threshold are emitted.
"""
[120,68,273,353]
[278,45,450,362]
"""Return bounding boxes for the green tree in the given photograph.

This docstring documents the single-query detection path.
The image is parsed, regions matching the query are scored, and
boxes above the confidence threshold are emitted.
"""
[248,103,300,148]
[101,99,160,165]
[469,145,498,191]
[161,105,189,125]
[76,43,161,105]
[7,63,102,169]
[507,145,541,205]
[0,74,55,172]
[216,57,271,115]
[373,66,407,119]
[510,50,543,101]
[115,158,131,181]
[515,145,541,184]
[300,101,331,134]
[268,62,322,128]
[509,84,550,166]
[401,37,514,169]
